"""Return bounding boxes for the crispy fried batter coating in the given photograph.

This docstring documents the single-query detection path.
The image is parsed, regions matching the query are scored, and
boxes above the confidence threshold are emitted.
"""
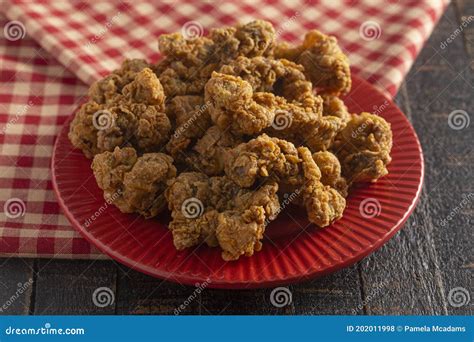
[216,206,266,261]
[322,94,350,123]
[165,95,212,159]
[165,172,279,260]
[186,125,243,176]
[223,136,346,227]
[164,172,221,249]
[155,20,275,97]
[205,72,277,135]
[265,107,344,153]
[71,21,394,261]
[92,146,177,218]
[298,147,346,227]
[312,151,348,197]
[300,115,346,152]
[69,64,171,158]
[219,56,318,107]
[266,95,350,152]
[68,101,103,158]
[91,146,137,212]
[224,134,301,188]
[205,72,322,136]
[291,95,350,152]
[334,112,392,183]
[88,59,150,105]
[275,30,351,95]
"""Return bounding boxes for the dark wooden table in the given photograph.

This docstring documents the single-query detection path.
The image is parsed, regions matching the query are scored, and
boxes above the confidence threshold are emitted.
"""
[0,1,472,316]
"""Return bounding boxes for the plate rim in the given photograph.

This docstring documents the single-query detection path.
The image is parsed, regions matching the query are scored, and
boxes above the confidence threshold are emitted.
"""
[51,74,425,289]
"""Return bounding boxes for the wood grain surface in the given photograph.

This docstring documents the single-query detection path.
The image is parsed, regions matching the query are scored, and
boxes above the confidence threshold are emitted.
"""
[0,1,472,316]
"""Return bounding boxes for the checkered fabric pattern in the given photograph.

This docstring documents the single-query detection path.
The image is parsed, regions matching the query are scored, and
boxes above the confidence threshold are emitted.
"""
[0,14,106,258]
[0,0,448,259]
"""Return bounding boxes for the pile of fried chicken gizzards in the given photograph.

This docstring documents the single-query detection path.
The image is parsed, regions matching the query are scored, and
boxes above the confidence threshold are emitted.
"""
[68,20,392,261]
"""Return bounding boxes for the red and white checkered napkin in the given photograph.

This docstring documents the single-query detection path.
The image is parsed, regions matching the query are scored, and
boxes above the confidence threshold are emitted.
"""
[0,0,448,259]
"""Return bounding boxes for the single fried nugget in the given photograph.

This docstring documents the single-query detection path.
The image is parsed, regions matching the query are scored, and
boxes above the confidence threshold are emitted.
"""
[205,72,276,135]
[298,147,346,227]
[92,146,176,218]
[334,112,392,183]
[224,134,301,188]
[69,67,170,158]
[123,152,177,217]
[88,59,150,104]
[91,146,137,213]
[312,151,348,197]
[275,30,351,95]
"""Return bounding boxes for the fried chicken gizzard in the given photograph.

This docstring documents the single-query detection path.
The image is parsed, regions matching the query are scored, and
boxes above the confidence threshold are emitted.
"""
[223,135,346,227]
[334,112,393,183]
[69,64,170,158]
[69,20,393,261]
[275,30,351,95]
[92,146,177,218]
[165,172,280,261]
[155,20,275,98]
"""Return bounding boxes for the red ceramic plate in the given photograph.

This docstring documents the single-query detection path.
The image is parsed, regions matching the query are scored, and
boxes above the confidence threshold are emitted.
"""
[52,75,424,289]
